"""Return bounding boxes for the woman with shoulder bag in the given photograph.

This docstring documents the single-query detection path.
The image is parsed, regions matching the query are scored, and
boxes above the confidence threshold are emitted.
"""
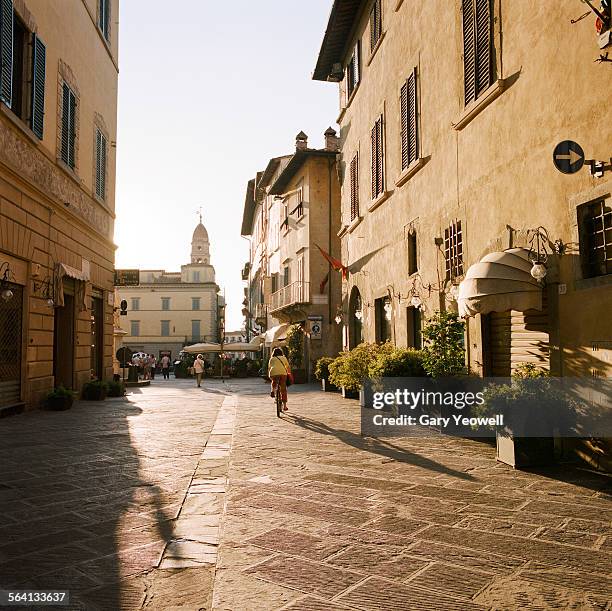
[268,347,292,412]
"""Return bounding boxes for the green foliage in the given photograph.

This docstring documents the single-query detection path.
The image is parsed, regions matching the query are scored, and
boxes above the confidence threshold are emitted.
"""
[328,342,394,391]
[314,357,335,381]
[513,362,549,379]
[421,311,466,377]
[285,323,304,368]
[81,380,108,400]
[46,385,75,400]
[369,348,426,378]
[107,380,125,397]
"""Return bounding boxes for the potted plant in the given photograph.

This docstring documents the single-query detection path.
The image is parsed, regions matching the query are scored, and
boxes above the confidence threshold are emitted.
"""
[476,363,573,468]
[421,311,466,378]
[106,380,126,397]
[81,380,108,401]
[45,386,75,411]
[315,356,338,392]
[286,323,307,383]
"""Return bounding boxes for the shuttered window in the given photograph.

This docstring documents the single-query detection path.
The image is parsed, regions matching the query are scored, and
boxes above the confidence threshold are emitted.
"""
[400,68,418,170]
[370,0,382,52]
[349,153,359,221]
[0,0,13,106]
[60,83,76,168]
[462,0,494,106]
[347,40,360,99]
[30,34,46,139]
[98,0,110,41]
[371,115,384,200]
[95,128,107,200]
[444,220,464,280]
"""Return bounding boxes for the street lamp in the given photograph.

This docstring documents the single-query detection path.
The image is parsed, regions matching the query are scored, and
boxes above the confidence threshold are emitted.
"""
[0,263,15,302]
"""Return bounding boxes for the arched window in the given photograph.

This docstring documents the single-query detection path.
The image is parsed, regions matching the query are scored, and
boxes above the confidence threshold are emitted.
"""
[349,286,364,349]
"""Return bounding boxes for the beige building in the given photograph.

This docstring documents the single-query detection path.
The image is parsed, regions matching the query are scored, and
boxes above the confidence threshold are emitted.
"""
[117,220,221,359]
[313,0,612,378]
[241,130,343,377]
[0,0,118,411]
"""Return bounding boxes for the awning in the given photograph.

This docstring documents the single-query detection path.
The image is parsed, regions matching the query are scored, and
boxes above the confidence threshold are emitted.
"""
[55,262,90,310]
[262,323,289,347]
[182,342,222,354]
[458,248,542,318]
[222,338,263,352]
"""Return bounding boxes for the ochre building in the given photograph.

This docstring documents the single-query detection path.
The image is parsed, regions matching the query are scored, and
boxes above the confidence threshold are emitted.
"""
[0,0,118,411]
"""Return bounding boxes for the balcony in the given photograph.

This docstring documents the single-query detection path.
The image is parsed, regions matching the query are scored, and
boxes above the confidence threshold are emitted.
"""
[270,281,310,312]
[254,303,269,321]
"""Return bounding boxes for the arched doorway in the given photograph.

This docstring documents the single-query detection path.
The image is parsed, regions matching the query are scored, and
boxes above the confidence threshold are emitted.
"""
[348,286,364,349]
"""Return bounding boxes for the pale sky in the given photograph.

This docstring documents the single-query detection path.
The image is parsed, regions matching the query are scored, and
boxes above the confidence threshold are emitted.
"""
[114,1,339,330]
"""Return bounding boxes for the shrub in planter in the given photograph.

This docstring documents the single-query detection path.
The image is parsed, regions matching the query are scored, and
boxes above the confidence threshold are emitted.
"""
[107,380,126,397]
[315,356,339,392]
[285,324,304,369]
[369,348,426,378]
[45,386,75,411]
[421,311,466,378]
[329,342,394,393]
[82,380,108,401]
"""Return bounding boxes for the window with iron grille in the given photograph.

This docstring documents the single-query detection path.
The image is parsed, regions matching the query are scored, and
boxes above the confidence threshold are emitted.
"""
[400,68,418,170]
[95,128,107,200]
[375,296,391,343]
[370,0,382,52]
[371,115,384,199]
[161,320,170,337]
[444,220,464,280]
[462,0,495,106]
[578,199,612,278]
[130,320,140,336]
[60,82,76,168]
[98,0,110,41]
[347,40,360,99]
[350,153,359,221]
[161,297,170,311]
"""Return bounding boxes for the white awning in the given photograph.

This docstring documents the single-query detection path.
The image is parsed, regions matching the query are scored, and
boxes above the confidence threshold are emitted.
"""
[55,262,90,310]
[458,248,542,318]
[262,323,289,347]
[222,338,263,352]
[182,342,222,354]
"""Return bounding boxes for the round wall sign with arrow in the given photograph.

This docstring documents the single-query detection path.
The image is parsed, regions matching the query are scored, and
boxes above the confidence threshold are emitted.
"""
[553,140,585,174]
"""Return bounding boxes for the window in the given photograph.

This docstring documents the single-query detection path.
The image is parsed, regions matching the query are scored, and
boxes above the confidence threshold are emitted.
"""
[60,82,77,168]
[161,320,170,337]
[371,115,384,199]
[130,320,140,336]
[95,128,107,200]
[400,68,418,170]
[161,297,170,310]
[0,4,46,138]
[98,0,110,41]
[350,153,359,221]
[375,296,392,343]
[131,297,140,311]
[271,273,279,294]
[370,0,382,52]
[283,266,290,287]
[192,297,201,310]
[462,0,495,106]
[407,307,422,349]
[191,320,201,341]
[347,40,360,99]
[193,271,200,282]
[578,199,612,278]
[444,220,464,280]
[407,230,418,275]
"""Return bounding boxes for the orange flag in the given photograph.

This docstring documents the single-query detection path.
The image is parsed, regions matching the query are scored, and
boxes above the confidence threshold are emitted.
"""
[315,244,348,280]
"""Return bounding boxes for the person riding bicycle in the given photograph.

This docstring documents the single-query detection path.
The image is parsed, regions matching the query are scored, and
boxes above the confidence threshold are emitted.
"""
[268,347,291,412]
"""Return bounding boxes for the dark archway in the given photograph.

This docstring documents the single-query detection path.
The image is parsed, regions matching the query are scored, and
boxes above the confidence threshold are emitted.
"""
[348,286,364,349]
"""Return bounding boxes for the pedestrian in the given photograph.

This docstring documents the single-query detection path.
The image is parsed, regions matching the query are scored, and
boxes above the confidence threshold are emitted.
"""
[143,355,151,380]
[194,354,205,388]
[149,354,156,380]
[161,354,170,379]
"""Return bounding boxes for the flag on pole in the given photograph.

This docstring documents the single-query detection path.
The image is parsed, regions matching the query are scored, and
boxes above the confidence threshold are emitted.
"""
[320,272,329,294]
[315,244,348,280]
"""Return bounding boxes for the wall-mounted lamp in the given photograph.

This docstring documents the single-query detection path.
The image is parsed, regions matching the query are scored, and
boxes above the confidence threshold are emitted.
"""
[0,262,15,302]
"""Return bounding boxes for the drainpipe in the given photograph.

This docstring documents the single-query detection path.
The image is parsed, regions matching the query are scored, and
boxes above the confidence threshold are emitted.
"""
[328,156,333,330]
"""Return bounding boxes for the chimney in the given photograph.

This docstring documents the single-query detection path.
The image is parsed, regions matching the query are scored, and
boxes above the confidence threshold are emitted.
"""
[295,131,308,151]
[324,127,339,152]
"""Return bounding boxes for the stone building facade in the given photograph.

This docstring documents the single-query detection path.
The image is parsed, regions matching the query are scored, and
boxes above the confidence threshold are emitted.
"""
[242,130,343,378]
[313,0,612,378]
[116,221,221,359]
[0,0,118,410]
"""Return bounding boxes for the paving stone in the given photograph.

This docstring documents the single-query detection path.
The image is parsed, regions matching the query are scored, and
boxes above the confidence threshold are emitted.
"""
[455,516,537,538]
[181,492,223,515]
[337,576,485,610]
[365,515,430,537]
[246,527,347,561]
[304,472,410,492]
[408,562,493,599]
[535,527,601,548]
[283,595,357,610]
[407,484,526,510]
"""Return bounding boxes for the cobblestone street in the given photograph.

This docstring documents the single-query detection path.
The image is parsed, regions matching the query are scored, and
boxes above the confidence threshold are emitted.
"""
[1,378,611,610]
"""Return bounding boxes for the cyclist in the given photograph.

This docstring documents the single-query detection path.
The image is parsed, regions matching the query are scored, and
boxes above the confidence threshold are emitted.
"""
[268,347,291,412]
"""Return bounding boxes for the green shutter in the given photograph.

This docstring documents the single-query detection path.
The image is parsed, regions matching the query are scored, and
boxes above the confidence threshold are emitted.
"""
[0,0,13,106]
[61,83,76,168]
[30,34,46,139]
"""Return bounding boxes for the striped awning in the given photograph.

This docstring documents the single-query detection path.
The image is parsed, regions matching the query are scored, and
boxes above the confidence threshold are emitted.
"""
[458,248,542,318]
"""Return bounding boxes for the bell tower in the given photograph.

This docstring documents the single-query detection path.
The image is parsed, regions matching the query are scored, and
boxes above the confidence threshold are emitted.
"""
[191,209,210,265]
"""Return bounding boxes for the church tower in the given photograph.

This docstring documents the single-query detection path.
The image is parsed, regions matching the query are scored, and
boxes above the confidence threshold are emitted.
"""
[182,212,216,284]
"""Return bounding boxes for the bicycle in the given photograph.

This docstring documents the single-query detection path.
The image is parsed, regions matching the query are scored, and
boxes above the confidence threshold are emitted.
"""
[275,382,283,418]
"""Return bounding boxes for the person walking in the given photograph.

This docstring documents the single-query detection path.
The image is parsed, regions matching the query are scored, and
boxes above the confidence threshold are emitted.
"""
[268,347,291,412]
[149,354,157,380]
[194,354,205,388]
[161,354,171,379]
[143,355,152,380]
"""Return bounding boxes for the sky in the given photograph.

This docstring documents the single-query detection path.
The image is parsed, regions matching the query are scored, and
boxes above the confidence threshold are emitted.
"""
[114,0,339,330]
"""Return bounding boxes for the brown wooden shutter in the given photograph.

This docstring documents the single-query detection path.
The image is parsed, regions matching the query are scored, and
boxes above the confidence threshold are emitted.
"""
[377,116,384,195]
[370,0,381,51]
[400,81,408,170]
[462,0,476,105]
[350,153,359,221]
[371,124,377,199]
[475,0,492,97]
[401,69,418,171]
[463,0,493,105]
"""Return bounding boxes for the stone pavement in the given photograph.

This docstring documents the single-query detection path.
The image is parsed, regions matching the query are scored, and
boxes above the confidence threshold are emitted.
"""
[0,378,611,611]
